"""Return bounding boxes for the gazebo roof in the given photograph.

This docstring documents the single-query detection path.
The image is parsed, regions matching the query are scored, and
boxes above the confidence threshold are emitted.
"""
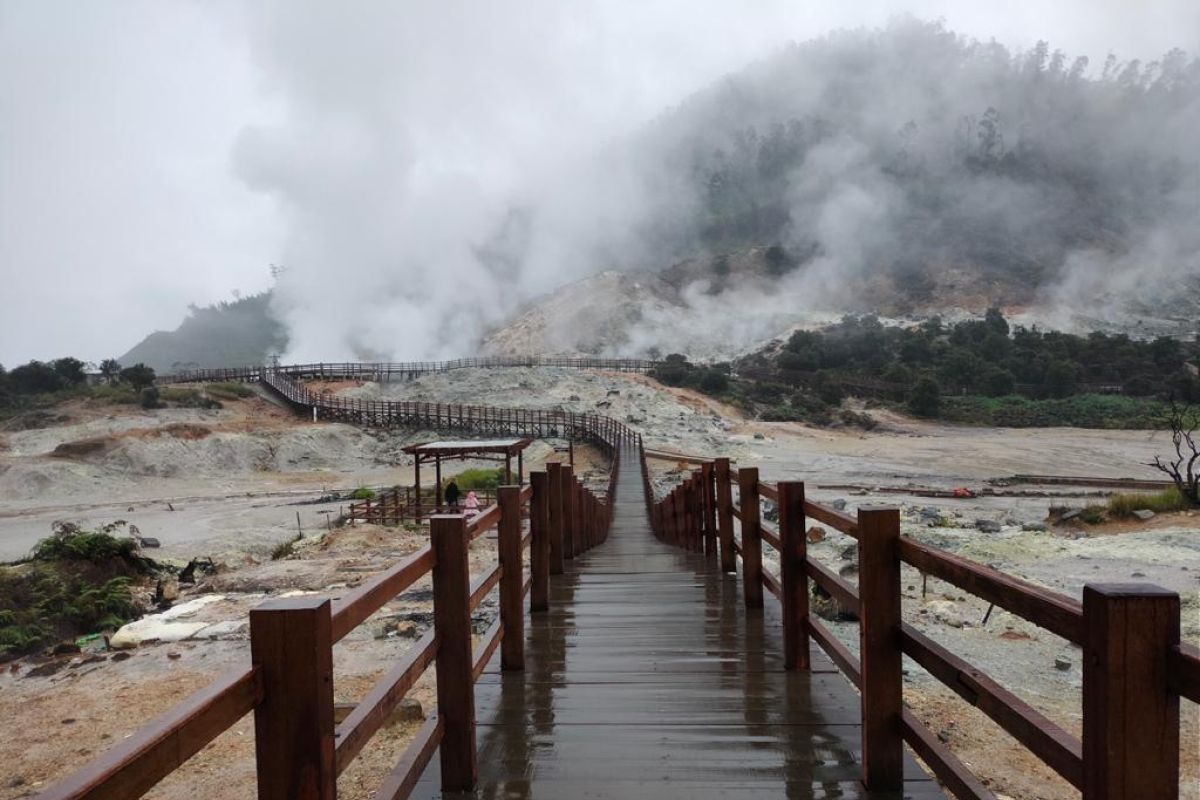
[402,438,532,458]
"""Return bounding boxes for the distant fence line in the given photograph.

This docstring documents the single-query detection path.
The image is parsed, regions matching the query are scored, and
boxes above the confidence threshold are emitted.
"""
[159,356,660,385]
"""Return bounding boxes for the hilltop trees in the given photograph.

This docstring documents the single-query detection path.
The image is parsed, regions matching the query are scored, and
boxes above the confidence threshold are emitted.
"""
[769,310,1196,402]
[0,357,157,415]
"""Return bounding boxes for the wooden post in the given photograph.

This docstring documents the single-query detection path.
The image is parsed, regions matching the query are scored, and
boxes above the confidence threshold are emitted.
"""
[561,465,576,560]
[669,488,680,546]
[498,486,524,671]
[1082,584,1180,800]
[692,475,703,552]
[701,462,717,559]
[576,474,585,556]
[435,454,442,508]
[737,468,764,609]
[778,482,809,670]
[250,597,335,800]
[715,458,735,573]
[414,456,421,520]
[583,492,593,551]
[857,506,903,791]
[431,515,477,791]
[547,462,564,575]
[530,472,550,612]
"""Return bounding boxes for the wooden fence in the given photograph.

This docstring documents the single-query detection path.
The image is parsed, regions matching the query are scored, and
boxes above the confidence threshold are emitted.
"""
[642,444,1200,800]
[246,369,639,453]
[160,356,659,385]
[346,487,500,525]
[37,451,618,800]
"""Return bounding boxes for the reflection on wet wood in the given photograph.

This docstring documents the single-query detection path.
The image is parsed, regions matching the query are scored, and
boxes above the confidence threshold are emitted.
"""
[413,455,944,799]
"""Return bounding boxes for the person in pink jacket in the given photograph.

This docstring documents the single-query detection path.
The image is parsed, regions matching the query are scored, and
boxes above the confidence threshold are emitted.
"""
[463,490,480,517]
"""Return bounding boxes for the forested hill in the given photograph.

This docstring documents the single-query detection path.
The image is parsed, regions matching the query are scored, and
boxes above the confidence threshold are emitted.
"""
[635,20,1200,317]
[118,293,287,373]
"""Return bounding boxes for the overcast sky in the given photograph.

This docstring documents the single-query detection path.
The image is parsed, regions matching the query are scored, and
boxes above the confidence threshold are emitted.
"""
[1,0,1197,367]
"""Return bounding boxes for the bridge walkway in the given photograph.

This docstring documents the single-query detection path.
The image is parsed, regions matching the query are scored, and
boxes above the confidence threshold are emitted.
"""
[414,453,945,798]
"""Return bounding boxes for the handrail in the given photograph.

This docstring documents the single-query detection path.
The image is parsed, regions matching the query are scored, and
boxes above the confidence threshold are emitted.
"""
[335,630,438,774]
[35,667,263,800]
[160,356,660,385]
[901,623,1083,788]
[41,403,621,800]
[651,459,1195,799]
[1169,643,1200,703]
[898,538,1083,644]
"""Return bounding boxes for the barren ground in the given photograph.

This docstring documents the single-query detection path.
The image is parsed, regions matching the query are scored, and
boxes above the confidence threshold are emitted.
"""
[1,368,1197,799]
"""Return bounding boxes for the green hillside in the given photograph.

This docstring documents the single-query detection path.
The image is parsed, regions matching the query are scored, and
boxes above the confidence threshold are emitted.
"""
[118,292,287,373]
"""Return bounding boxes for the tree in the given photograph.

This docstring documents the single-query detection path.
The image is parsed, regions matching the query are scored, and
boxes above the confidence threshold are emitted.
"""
[908,378,941,417]
[699,369,729,393]
[119,363,156,390]
[984,307,1009,336]
[8,361,61,394]
[99,359,122,382]
[51,357,87,386]
[1043,361,1077,398]
[979,367,1015,397]
[1147,403,1199,506]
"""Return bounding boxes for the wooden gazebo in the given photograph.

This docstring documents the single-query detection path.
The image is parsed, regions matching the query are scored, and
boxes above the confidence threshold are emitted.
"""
[403,438,533,508]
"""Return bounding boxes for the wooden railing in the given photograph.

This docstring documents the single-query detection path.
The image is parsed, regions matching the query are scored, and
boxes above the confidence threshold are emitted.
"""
[38,458,618,799]
[646,456,1200,800]
[159,356,659,385]
[347,487,499,525]
[254,369,638,455]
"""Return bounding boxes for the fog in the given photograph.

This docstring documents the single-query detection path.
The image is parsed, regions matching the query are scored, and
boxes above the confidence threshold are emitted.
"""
[2,1,1198,365]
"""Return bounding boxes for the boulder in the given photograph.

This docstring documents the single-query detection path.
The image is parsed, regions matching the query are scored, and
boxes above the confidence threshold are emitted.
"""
[806,526,827,543]
[1132,509,1156,521]
[831,499,848,511]
[975,519,1002,533]
[1021,522,1048,532]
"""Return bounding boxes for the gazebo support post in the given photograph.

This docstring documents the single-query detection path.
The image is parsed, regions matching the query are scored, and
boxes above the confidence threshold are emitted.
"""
[435,455,443,509]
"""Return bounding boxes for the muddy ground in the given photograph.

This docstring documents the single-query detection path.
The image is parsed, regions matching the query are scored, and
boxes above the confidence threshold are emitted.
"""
[1,368,1198,799]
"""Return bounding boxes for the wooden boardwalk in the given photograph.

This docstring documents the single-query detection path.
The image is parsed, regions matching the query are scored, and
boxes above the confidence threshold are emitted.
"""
[414,456,945,799]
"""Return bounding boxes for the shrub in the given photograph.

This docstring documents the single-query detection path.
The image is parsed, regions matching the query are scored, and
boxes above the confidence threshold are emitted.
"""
[90,383,138,404]
[140,387,162,409]
[350,487,377,500]
[32,521,143,566]
[271,532,302,560]
[1108,487,1191,517]
[839,409,878,430]
[159,387,222,409]
[907,378,941,417]
[205,382,255,400]
[119,363,156,390]
[454,468,507,491]
[699,369,729,393]
[1079,505,1107,525]
[2,522,155,658]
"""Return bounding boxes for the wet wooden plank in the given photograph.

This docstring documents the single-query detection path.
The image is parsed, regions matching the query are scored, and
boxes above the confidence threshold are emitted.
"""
[412,455,944,799]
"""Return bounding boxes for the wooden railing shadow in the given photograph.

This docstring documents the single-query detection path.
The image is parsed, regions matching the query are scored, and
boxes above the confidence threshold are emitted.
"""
[642,443,1200,800]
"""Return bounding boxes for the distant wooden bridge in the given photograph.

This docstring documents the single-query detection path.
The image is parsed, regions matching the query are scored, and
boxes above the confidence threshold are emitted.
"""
[39,363,1200,800]
[159,355,660,386]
